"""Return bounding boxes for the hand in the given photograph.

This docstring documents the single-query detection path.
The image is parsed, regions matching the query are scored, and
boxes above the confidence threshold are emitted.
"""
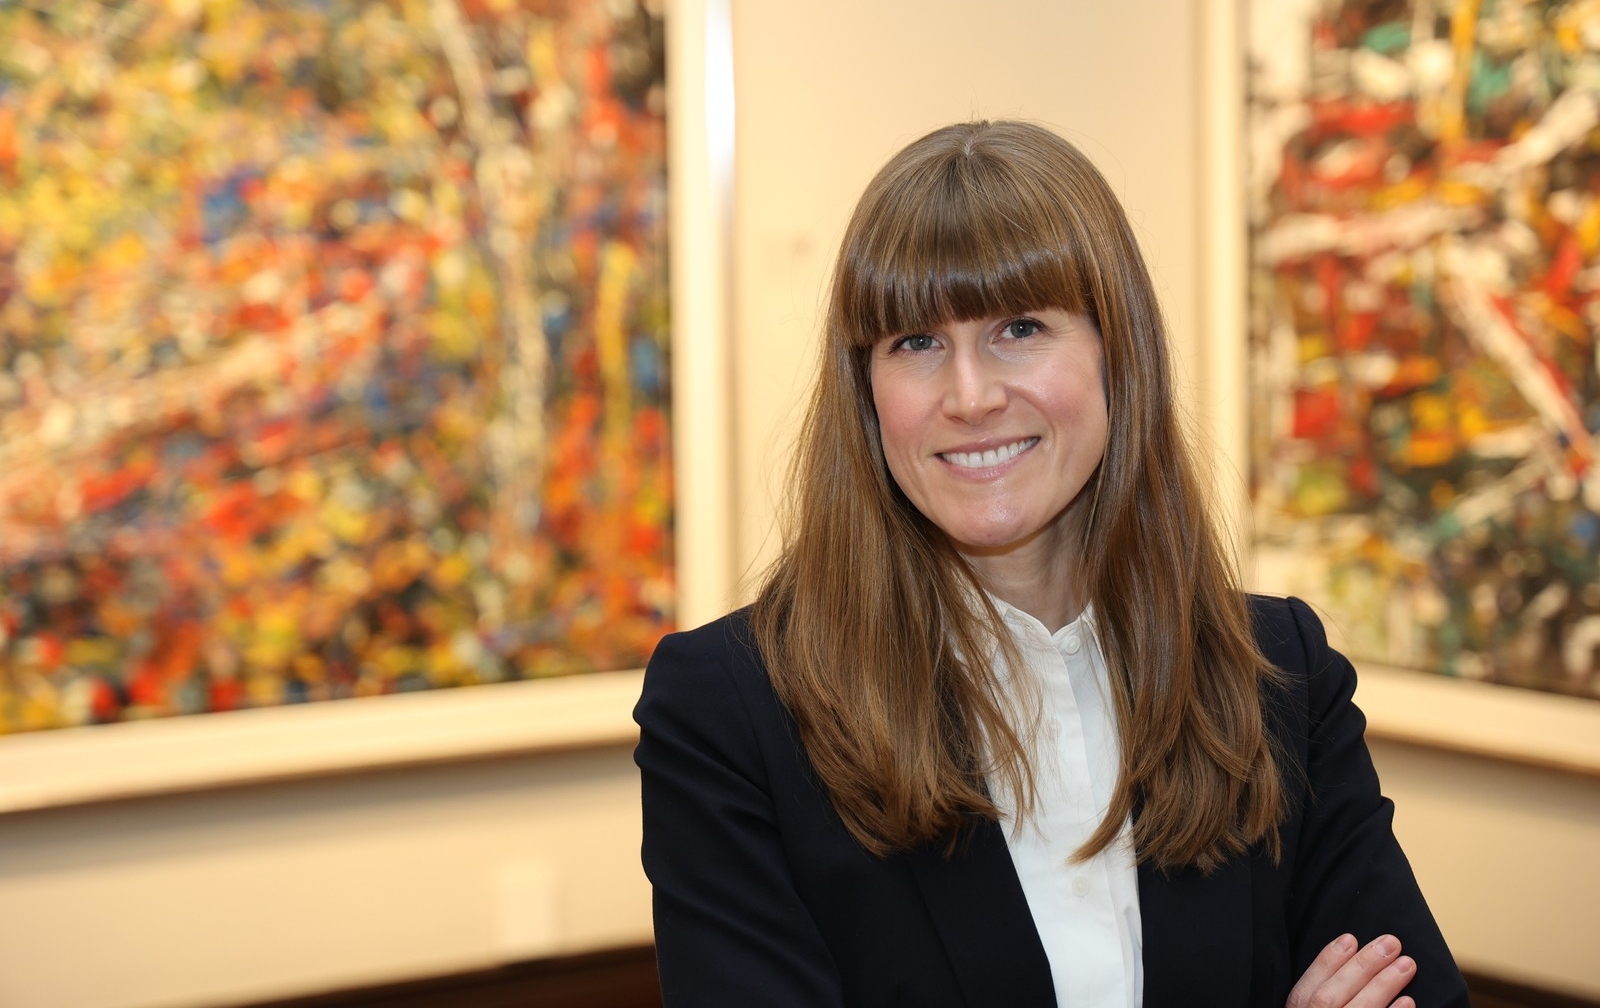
[1286,933,1417,1008]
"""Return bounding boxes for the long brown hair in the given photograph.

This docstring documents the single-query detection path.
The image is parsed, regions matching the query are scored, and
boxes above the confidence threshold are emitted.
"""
[751,121,1284,872]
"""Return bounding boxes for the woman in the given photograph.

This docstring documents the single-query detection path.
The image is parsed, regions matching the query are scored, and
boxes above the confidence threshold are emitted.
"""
[635,121,1468,1007]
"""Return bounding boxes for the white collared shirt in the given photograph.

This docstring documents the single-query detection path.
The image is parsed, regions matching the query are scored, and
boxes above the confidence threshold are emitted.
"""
[987,599,1143,1008]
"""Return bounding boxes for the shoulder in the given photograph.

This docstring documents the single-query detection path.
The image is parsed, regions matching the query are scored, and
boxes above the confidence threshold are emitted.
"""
[1245,594,1347,691]
[647,607,763,673]
[1245,594,1327,671]
[634,608,790,763]
[640,608,775,707]
[1243,594,1363,746]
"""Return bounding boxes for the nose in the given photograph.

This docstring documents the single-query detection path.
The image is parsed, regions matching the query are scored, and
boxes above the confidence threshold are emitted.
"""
[941,347,1007,424]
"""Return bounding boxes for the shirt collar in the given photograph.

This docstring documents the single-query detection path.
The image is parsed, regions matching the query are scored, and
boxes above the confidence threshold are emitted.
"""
[985,592,1097,641]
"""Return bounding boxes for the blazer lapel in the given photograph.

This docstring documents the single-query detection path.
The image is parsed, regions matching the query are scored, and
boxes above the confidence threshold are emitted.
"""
[1138,855,1255,1007]
[907,819,1057,1006]
[906,820,1259,1007]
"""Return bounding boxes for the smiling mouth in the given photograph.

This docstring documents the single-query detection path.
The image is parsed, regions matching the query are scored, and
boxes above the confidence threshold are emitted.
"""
[939,437,1039,469]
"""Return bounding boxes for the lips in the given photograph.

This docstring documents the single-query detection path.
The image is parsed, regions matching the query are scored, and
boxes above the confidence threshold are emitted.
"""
[938,437,1039,469]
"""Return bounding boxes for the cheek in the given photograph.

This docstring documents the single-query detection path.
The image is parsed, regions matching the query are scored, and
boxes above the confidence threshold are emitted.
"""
[1038,376,1107,430]
[869,379,919,458]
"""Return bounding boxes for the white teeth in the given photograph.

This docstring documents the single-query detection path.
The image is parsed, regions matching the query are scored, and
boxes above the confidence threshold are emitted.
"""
[941,438,1038,469]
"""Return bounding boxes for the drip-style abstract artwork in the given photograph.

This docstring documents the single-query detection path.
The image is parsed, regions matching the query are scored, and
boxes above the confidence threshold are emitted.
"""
[0,0,673,733]
[1247,0,1600,698]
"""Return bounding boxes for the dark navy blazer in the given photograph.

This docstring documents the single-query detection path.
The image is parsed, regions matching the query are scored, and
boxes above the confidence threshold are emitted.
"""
[634,595,1470,1007]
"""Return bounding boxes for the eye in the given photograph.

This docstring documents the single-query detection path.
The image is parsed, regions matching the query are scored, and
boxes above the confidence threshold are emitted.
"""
[1001,317,1043,340]
[887,333,937,353]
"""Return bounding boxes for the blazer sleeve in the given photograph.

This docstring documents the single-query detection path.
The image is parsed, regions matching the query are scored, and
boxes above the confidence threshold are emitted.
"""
[1274,596,1471,1007]
[633,621,847,1007]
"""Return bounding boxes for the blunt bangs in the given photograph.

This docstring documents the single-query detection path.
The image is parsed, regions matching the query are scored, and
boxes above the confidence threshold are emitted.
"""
[834,134,1095,349]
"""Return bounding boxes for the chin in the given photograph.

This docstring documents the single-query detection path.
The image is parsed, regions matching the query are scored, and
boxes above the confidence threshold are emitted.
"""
[949,527,1033,555]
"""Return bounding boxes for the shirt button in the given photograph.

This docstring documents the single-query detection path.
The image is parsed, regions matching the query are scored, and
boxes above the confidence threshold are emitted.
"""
[1062,632,1082,655]
[1072,876,1090,898]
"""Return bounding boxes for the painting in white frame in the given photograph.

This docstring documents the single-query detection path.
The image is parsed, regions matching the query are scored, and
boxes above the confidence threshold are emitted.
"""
[1242,0,1600,701]
[0,0,735,810]
[1201,0,1600,773]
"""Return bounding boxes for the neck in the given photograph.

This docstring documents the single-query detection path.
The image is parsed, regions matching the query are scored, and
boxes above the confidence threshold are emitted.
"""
[964,543,1083,634]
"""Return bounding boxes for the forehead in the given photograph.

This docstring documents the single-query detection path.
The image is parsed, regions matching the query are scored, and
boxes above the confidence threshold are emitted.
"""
[840,221,1090,343]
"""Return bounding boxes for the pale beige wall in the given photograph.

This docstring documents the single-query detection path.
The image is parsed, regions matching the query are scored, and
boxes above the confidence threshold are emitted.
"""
[728,0,1200,584]
[1373,739,1600,997]
[0,747,651,1008]
[0,3,1597,1007]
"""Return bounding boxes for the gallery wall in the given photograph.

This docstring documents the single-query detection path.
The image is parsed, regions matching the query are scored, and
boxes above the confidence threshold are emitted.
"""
[0,0,1597,1005]
[729,0,1202,578]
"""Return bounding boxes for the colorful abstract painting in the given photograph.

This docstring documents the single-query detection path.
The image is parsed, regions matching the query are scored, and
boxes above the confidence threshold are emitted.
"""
[1247,0,1600,698]
[0,0,673,733]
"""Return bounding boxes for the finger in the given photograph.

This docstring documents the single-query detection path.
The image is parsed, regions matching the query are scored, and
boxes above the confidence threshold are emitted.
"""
[1286,933,1359,1008]
[1355,956,1415,1008]
[1322,936,1411,1008]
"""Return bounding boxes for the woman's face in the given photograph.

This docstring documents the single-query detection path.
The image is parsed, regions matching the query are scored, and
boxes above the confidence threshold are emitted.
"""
[868,308,1108,573]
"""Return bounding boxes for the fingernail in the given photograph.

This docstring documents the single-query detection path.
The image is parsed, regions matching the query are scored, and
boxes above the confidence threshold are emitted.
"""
[1338,933,1358,953]
[1396,956,1415,976]
[1376,935,1400,957]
